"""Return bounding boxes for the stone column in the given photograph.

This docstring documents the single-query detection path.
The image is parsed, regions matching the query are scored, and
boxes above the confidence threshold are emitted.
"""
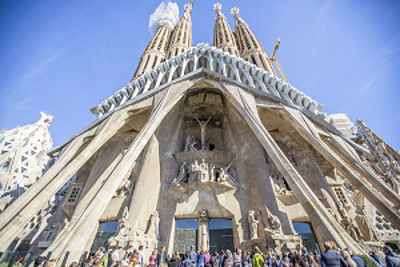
[198,210,209,252]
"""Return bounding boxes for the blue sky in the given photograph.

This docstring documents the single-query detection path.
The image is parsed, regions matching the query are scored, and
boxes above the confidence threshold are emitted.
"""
[0,0,399,149]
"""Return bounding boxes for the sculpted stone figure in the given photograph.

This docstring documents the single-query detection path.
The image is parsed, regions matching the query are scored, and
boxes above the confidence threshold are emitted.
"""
[340,207,361,242]
[147,210,160,240]
[216,163,240,188]
[248,210,260,240]
[264,208,281,236]
[115,177,133,197]
[171,159,240,188]
[172,161,188,186]
[199,159,209,182]
[184,135,200,152]
[118,207,131,237]
[189,160,200,182]
[195,117,211,150]
[108,207,133,248]
[354,210,379,241]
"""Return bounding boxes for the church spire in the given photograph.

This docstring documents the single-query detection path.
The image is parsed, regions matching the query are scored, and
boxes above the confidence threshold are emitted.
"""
[166,3,193,59]
[132,2,179,80]
[213,3,240,57]
[133,24,173,79]
[231,7,275,74]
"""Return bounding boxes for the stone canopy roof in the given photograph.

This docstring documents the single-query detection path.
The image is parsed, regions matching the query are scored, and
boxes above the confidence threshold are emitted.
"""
[92,44,323,119]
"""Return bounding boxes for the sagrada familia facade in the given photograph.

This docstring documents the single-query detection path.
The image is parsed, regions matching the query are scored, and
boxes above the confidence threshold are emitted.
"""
[0,1,399,265]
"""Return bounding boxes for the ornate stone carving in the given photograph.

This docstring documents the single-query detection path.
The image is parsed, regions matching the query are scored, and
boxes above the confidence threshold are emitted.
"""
[270,234,302,253]
[354,210,379,242]
[264,208,281,235]
[356,120,400,191]
[248,210,260,240]
[146,210,160,240]
[184,135,200,152]
[171,159,240,188]
[108,207,134,249]
[340,207,361,242]
[0,195,14,212]
[271,174,291,195]
[115,177,133,197]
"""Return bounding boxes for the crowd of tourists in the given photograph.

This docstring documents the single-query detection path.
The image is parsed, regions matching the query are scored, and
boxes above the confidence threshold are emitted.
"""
[36,241,400,267]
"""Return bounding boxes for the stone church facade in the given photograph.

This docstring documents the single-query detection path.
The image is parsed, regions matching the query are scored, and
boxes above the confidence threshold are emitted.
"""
[0,2,399,265]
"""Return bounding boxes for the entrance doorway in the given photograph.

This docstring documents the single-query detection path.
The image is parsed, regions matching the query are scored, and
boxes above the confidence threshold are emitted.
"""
[293,222,319,252]
[174,218,234,254]
[174,219,198,254]
[209,219,234,253]
[90,221,118,252]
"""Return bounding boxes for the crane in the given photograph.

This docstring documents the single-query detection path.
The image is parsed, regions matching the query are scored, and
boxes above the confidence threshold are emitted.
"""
[270,38,289,83]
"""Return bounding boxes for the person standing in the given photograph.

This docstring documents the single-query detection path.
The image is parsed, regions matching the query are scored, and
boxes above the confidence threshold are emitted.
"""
[136,246,145,267]
[383,246,400,267]
[233,249,242,267]
[205,251,212,267]
[149,250,158,267]
[168,253,181,267]
[341,251,356,267]
[197,250,206,267]
[158,246,169,267]
[347,250,364,267]
[288,249,297,266]
[252,247,264,267]
[220,250,226,267]
[320,241,346,267]
[190,247,198,264]
[181,254,192,267]
[369,251,383,267]
[242,251,250,267]
[212,252,220,267]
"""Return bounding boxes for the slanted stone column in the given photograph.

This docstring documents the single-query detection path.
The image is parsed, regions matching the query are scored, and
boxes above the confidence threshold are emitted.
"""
[46,80,194,265]
[127,134,161,238]
[279,107,400,230]
[0,111,132,251]
[212,80,365,254]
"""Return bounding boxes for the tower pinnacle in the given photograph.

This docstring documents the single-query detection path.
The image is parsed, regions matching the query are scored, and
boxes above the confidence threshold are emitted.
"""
[231,7,275,74]
[231,7,240,19]
[213,3,240,57]
[132,2,178,79]
[166,2,193,59]
[214,3,222,14]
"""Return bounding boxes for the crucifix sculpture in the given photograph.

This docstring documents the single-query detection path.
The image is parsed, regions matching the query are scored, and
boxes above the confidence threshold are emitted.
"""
[195,117,211,150]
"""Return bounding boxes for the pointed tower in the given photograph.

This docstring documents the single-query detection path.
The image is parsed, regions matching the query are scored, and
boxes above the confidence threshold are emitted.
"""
[166,3,193,59]
[231,7,275,74]
[213,3,240,56]
[132,2,179,79]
